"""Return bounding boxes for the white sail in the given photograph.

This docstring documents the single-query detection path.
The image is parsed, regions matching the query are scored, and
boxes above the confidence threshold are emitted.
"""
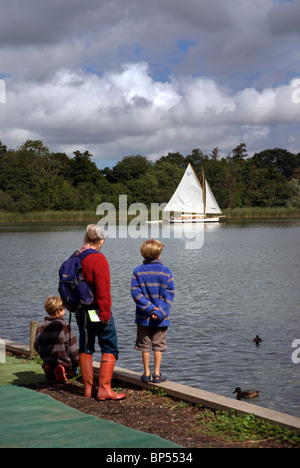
[205,180,222,214]
[163,163,223,223]
[163,164,204,214]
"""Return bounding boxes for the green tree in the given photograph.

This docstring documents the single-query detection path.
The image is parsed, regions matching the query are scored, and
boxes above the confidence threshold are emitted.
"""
[247,163,288,207]
[110,155,152,183]
[49,151,73,181]
[222,144,248,208]
[0,140,7,157]
[70,150,102,187]
[286,179,300,208]
[210,147,222,160]
[0,138,298,213]
[0,190,14,211]
[253,148,298,179]
[156,151,186,168]
[127,171,159,205]
[186,148,209,170]
[231,142,248,161]
[153,162,184,204]
[19,139,50,156]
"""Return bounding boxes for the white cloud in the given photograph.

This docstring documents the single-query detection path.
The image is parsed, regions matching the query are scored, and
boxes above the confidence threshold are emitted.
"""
[0,0,300,163]
[1,62,299,162]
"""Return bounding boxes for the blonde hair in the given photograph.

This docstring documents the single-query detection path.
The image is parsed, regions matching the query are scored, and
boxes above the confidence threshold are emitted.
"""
[140,239,165,261]
[84,224,105,244]
[44,296,64,316]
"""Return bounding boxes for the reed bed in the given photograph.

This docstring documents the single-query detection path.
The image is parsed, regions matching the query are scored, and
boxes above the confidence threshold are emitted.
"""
[0,207,299,223]
[223,207,300,219]
[0,210,98,223]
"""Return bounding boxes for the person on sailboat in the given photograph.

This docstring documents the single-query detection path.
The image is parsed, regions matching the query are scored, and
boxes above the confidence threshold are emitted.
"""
[131,239,175,383]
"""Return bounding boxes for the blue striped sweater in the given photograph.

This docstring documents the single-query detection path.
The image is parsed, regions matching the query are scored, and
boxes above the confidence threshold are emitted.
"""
[131,260,175,327]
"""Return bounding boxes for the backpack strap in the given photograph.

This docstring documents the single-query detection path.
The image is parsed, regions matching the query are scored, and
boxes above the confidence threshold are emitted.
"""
[77,249,101,261]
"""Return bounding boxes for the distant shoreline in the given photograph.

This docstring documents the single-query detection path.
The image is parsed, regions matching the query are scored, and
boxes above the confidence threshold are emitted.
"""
[0,207,299,223]
[223,207,300,219]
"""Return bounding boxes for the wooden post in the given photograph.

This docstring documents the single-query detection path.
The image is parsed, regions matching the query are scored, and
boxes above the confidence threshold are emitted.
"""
[30,321,38,357]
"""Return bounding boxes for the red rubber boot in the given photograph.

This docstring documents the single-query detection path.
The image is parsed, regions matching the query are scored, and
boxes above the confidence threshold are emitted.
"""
[97,353,126,401]
[79,353,97,397]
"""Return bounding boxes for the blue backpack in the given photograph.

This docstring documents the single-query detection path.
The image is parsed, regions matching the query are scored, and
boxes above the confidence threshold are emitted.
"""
[58,249,99,312]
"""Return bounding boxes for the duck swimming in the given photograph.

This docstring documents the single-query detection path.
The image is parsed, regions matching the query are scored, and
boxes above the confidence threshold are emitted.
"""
[233,387,259,400]
[253,335,262,345]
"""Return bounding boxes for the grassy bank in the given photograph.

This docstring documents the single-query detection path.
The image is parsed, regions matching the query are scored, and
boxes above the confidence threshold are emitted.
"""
[0,210,98,223]
[0,207,300,223]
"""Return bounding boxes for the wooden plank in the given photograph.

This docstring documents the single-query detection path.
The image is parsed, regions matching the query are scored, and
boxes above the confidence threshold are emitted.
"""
[5,339,30,356]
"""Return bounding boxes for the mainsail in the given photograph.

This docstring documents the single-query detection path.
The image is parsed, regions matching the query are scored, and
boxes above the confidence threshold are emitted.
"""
[163,164,204,214]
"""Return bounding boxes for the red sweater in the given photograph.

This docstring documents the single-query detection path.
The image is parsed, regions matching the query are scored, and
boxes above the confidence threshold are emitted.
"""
[81,252,112,322]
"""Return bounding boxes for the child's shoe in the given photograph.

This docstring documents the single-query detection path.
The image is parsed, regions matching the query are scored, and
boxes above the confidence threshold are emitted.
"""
[141,374,151,383]
[43,364,55,381]
[152,373,167,383]
[54,365,67,384]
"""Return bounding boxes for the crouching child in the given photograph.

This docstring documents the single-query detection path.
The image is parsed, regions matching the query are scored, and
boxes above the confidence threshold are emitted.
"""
[34,296,79,383]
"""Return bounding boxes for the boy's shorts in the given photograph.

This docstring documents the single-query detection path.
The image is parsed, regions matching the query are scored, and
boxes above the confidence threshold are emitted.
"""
[135,324,168,352]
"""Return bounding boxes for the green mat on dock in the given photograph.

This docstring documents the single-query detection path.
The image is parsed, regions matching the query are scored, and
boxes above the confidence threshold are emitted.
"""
[0,355,45,386]
[0,386,180,448]
[0,357,180,448]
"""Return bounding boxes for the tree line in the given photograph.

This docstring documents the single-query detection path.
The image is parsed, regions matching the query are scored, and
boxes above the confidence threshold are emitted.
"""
[0,139,299,213]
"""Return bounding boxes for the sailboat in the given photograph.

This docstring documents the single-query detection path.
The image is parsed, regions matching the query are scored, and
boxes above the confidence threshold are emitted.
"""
[163,163,223,223]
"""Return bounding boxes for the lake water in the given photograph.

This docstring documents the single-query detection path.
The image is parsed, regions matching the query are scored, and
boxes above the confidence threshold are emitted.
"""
[0,219,299,418]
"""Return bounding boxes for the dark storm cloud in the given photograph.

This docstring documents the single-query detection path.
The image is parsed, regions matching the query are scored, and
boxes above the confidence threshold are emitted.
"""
[0,0,126,47]
[269,0,300,36]
[0,0,300,162]
[1,0,299,84]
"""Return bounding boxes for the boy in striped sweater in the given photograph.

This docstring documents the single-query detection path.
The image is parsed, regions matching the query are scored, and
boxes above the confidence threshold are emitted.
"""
[131,239,175,383]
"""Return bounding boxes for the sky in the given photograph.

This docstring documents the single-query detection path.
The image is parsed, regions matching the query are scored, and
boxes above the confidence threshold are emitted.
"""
[0,0,300,168]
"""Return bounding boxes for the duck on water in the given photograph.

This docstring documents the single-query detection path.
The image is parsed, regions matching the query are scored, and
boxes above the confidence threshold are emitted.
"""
[233,387,260,400]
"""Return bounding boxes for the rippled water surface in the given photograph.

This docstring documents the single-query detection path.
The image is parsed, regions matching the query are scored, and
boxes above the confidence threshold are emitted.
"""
[0,220,299,417]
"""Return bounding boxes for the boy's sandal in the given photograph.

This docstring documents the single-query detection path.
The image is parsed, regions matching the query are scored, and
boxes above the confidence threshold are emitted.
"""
[141,374,151,382]
[152,373,167,383]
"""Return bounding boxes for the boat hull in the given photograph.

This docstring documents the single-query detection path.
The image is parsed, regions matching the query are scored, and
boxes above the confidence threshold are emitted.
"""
[169,217,220,224]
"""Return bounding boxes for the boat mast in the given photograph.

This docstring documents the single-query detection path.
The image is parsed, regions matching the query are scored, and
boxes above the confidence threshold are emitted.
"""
[203,170,206,218]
